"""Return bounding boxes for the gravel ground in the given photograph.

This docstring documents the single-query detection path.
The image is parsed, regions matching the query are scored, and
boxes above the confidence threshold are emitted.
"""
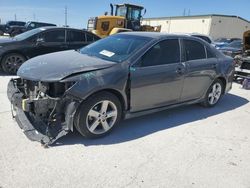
[0,74,250,188]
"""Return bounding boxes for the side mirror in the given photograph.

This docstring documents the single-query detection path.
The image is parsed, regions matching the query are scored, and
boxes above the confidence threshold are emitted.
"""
[36,38,45,45]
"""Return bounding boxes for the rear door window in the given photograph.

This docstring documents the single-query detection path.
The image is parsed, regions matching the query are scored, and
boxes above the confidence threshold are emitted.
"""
[86,33,99,42]
[206,47,216,58]
[67,30,86,42]
[183,39,206,61]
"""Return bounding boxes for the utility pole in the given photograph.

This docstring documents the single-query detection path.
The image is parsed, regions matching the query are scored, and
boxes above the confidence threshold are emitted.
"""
[64,6,68,27]
[183,9,186,16]
[33,13,36,21]
[14,14,17,21]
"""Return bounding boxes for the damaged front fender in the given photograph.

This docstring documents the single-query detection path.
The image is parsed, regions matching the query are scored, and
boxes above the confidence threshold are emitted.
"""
[63,63,129,110]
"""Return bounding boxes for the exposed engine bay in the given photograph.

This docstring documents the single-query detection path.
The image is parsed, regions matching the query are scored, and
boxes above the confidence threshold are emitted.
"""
[8,78,80,146]
[19,79,74,118]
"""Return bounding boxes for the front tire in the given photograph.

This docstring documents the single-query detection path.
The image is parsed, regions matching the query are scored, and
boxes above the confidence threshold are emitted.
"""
[75,92,122,138]
[1,53,26,74]
[201,79,224,107]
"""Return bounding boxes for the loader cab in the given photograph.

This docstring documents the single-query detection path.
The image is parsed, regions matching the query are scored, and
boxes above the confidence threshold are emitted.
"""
[115,4,144,31]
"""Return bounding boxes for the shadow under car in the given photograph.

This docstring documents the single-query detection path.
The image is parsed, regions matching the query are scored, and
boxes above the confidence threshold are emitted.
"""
[52,93,249,147]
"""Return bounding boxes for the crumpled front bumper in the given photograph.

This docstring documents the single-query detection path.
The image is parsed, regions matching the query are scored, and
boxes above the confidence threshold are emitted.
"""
[7,78,80,146]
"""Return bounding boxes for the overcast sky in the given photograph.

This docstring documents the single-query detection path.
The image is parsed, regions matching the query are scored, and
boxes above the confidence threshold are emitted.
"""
[0,0,249,28]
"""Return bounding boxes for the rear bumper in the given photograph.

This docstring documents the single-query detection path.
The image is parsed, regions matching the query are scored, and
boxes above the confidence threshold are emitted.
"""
[7,78,79,146]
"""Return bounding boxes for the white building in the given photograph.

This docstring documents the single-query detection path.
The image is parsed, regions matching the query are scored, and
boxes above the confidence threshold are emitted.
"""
[142,14,250,40]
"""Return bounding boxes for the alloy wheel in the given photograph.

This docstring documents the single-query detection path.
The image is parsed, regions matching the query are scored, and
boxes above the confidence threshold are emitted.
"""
[208,82,222,105]
[86,100,118,135]
[2,54,26,74]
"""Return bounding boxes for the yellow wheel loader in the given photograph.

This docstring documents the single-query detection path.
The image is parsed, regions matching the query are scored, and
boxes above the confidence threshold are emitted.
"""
[87,3,160,38]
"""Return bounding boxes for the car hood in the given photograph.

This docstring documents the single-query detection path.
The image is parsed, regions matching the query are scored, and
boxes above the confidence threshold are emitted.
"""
[17,50,116,82]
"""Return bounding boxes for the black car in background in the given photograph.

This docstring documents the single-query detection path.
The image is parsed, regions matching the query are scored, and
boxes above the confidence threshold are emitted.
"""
[9,21,57,37]
[0,21,26,35]
[0,27,100,74]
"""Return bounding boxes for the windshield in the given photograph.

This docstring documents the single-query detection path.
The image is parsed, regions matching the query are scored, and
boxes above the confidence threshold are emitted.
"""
[14,28,44,40]
[227,40,242,48]
[80,34,152,63]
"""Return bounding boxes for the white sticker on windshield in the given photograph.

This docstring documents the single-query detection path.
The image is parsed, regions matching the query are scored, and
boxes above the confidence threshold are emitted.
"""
[99,50,115,57]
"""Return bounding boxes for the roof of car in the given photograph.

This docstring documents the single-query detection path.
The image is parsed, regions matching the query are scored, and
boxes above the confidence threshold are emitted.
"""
[37,26,91,32]
[118,31,198,39]
[27,21,56,24]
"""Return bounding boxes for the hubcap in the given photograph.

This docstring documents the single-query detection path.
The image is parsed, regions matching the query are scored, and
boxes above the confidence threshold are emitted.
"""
[208,83,222,105]
[4,55,25,74]
[86,100,118,134]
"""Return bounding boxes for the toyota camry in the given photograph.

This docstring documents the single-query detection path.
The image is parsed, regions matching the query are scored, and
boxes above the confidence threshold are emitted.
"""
[7,32,234,146]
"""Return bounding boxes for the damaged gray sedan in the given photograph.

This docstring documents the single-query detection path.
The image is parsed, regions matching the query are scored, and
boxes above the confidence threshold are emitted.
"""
[8,32,234,146]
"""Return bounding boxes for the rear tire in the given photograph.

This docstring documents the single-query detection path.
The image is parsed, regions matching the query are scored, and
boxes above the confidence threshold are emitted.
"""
[201,79,224,107]
[75,92,122,138]
[1,53,26,74]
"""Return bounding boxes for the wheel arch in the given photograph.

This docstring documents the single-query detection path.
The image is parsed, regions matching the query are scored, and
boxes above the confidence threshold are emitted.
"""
[0,51,29,73]
[101,89,127,111]
[201,76,227,100]
[0,50,29,63]
[80,88,128,113]
[216,76,227,94]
